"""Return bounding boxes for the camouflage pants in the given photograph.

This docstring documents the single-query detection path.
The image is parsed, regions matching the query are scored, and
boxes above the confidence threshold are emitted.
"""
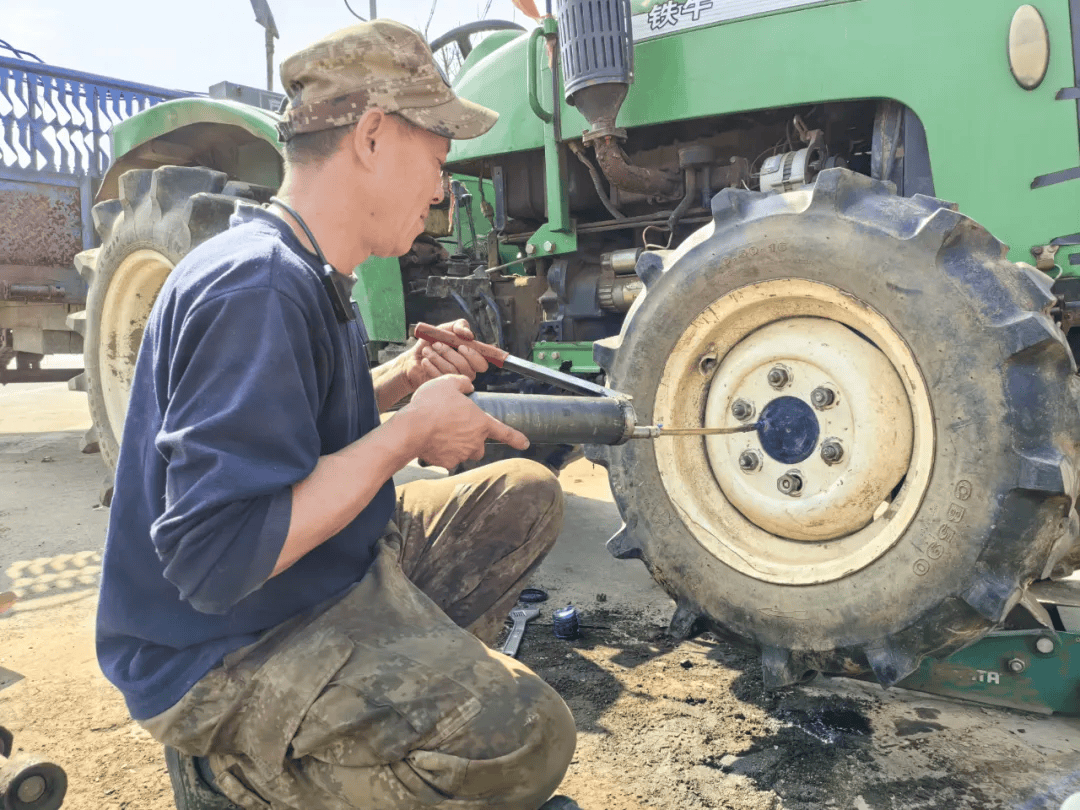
[141,460,575,810]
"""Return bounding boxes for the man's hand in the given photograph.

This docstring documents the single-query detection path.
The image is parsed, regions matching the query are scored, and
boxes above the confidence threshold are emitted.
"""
[372,319,489,411]
[401,319,489,393]
[398,375,529,469]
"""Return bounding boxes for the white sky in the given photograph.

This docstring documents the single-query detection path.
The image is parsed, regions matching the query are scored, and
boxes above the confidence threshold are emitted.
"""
[0,1,528,93]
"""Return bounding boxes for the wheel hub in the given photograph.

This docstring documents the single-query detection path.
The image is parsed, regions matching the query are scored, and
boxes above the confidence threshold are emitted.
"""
[650,279,933,585]
[705,317,913,541]
[757,396,820,464]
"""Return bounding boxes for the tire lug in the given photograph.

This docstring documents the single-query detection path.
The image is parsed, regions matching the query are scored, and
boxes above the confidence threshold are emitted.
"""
[820,439,844,465]
[767,365,791,389]
[731,399,755,422]
[777,472,803,497]
[811,386,836,409]
[738,450,761,473]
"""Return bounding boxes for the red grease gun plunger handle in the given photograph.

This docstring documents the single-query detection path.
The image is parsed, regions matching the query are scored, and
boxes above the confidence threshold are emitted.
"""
[412,323,615,398]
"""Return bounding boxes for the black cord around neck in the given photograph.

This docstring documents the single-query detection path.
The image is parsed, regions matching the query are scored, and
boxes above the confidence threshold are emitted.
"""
[267,197,356,323]
[269,197,331,265]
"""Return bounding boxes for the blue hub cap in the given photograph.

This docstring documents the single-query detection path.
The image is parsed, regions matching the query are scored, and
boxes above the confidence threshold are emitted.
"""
[758,396,820,464]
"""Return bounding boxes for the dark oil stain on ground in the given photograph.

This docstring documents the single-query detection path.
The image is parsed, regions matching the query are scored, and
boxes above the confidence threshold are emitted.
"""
[702,694,882,809]
[778,704,873,744]
[862,775,1007,810]
[894,717,947,736]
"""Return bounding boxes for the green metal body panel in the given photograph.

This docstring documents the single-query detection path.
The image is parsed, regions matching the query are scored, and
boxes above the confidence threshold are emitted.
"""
[458,30,525,76]
[526,19,578,258]
[530,341,601,374]
[449,0,1080,269]
[109,97,282,161]
[354,257,407,343]
[893,630,1080,716]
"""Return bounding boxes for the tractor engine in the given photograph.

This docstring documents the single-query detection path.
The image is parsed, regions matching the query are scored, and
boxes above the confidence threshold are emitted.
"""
[400,93,930,375]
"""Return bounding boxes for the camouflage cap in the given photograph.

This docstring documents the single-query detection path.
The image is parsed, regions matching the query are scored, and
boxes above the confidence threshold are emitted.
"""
[277,19,498,142]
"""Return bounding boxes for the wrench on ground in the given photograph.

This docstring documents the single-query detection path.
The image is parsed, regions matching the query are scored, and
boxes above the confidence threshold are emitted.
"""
[500,605,540,658]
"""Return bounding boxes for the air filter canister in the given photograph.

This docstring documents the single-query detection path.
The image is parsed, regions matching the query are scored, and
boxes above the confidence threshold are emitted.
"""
[558,0,634,101]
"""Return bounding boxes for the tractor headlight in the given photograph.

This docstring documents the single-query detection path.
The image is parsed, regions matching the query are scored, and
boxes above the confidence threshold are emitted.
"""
[1008,4,1050,90]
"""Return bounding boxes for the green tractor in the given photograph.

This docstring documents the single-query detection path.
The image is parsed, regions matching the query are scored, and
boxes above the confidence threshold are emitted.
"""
[70,0,1080,691]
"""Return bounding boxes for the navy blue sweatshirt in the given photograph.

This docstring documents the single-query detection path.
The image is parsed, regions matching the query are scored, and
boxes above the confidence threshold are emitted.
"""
[96,205,395,721]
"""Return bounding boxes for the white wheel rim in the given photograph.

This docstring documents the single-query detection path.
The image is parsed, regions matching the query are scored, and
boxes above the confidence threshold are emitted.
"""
[705,317,913,541]
[652,278,934,586]
[98,249,174,442]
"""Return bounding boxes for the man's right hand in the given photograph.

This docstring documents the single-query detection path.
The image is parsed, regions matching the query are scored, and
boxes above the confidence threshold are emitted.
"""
[399,376,530,469]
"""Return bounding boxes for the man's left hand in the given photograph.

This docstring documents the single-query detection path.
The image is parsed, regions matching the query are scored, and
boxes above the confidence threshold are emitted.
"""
[400,319,489,393]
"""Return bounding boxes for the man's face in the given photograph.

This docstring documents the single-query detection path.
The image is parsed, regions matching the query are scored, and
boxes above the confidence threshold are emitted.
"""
[368,116,450,258]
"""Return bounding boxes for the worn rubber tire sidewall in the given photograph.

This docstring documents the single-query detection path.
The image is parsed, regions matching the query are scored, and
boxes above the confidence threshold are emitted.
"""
[85,234,186,471]
[604,189,1075,662]
[83,167,232,472]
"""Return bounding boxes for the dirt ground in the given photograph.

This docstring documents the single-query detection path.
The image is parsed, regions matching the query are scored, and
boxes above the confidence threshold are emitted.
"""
[2,377,1079,810]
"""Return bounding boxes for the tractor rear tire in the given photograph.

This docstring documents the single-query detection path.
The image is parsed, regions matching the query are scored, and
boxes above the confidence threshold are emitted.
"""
[68,167,234,475]
[590,169,1080,687]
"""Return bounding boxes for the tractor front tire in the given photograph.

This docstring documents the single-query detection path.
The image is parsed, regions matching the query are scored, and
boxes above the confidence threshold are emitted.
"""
[68,167,234,478]
[591,169,1080,687]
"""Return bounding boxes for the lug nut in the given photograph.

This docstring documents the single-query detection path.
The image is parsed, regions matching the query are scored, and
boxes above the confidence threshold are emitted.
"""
[738,450,762,473]
[820,440,844,465]
[777,472,803,497]
[1007,657,1026,673]
[731,399,755,422]
[767,366,791,389]
[1036,637,1055,654]
[811,386,836,409]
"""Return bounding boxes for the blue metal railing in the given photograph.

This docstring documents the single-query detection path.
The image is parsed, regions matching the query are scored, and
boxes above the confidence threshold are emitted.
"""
[0,54,193,179]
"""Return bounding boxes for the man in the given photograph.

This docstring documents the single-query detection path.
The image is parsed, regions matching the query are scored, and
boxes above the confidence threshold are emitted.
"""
[95,19,578,810]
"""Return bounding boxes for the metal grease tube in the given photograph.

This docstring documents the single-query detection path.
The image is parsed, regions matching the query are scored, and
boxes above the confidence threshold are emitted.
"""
[469,393,639,446]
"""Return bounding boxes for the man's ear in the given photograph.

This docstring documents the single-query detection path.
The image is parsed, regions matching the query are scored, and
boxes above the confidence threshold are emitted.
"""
[351,108,388,171]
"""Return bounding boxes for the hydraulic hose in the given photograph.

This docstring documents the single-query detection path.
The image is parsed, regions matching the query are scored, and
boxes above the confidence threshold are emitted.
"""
[569,141,626,220]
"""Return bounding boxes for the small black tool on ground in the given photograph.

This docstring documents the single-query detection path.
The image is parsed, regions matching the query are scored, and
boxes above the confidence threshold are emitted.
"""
[552,605,581,640]
[519,588,549,603]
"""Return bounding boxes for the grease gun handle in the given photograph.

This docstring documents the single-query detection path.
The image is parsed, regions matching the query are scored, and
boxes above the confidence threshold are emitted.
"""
[414,324,621,398]
[413,323,510,368]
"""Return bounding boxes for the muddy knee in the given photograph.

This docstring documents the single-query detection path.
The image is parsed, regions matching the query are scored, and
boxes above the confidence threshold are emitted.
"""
[498,459,565,535]
[422,665,577,806]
